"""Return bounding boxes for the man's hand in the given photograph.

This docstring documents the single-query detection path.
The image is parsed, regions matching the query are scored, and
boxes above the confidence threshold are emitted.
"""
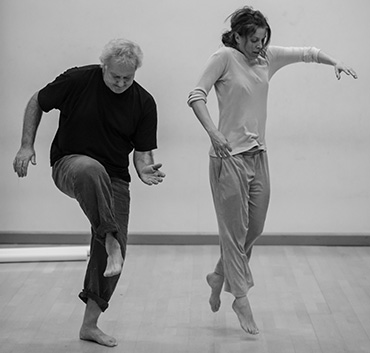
[139,163,165,186]
[13,92,43,178]
[13,147,36,178]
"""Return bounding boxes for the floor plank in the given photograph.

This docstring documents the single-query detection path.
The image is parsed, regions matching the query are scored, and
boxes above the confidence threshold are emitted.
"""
[0,245,370,353]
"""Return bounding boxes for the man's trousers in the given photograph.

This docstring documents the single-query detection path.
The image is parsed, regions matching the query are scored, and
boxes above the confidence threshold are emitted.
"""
[52,154,130,312]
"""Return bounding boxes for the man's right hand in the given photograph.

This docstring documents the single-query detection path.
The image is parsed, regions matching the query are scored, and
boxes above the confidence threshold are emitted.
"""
[13,147,36,177]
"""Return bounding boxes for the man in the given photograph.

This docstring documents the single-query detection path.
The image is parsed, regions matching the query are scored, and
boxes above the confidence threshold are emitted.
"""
[13,38,165,347]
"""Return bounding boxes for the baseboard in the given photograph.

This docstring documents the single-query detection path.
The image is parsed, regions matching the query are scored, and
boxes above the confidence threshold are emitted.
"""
[0,232,369,246]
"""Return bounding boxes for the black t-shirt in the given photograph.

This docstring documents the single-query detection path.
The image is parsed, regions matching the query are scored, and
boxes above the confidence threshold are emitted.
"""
[38,65,157,182]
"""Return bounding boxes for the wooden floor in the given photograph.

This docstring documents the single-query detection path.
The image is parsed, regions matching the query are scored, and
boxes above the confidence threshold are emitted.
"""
[1,245,370,353]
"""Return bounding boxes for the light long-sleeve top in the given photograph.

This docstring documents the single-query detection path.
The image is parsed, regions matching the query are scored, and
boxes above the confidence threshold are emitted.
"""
[187,46,321,156]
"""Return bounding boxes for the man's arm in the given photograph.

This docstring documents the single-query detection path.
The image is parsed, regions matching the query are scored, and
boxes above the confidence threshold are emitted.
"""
[13,91,43,177]
[133,150,165,186]
[317,51,358,80]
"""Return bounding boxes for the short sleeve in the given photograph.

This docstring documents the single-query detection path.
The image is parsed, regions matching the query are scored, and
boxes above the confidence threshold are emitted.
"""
[38,67,79,112]
[131,95,158,152]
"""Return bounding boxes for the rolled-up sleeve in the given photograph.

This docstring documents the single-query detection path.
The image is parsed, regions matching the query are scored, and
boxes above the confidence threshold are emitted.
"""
[187,87,208,106]
[267,46,321,79]
[301,46,321,63]
[187,49,227,107]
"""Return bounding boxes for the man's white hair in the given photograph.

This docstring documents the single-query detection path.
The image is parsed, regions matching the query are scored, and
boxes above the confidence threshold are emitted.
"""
[100,38,143,69]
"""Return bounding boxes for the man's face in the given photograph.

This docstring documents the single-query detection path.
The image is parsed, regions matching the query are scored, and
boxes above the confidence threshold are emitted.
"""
[102,58,136,94]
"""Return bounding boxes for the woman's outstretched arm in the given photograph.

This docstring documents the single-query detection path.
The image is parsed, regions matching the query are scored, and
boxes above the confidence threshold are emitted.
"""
[318,51,358,80]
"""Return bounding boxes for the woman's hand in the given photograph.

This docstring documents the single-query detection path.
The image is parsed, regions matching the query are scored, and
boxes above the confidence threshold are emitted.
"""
[209,130,232,158]
[334,62,358,80]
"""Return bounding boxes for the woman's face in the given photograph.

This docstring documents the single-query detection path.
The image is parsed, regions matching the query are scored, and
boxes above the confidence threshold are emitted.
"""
[236,27,267,62]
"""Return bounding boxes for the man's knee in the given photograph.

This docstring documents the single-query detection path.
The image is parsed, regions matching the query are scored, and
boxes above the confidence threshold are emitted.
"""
[74,156,109,183]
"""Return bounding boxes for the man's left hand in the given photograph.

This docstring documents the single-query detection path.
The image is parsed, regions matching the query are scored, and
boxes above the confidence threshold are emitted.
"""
[139,163,165,185]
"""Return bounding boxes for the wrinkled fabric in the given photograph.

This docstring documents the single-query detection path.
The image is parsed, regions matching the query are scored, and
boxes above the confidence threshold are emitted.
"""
[188,46,320,157]
[52,154,130,311]
[209,151,270,297]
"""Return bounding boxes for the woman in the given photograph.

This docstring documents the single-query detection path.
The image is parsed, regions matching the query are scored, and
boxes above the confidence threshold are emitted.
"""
[187,6,357,335]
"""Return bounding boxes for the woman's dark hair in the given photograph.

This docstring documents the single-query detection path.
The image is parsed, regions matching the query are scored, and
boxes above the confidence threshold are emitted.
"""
[222,6,271,58]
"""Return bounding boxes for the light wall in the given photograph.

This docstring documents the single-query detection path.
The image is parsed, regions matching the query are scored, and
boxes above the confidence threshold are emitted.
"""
[1,0,369,235]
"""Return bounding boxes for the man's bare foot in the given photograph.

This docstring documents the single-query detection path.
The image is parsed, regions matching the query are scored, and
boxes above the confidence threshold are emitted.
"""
[232,296,259,335]
[80,325,117,347]
[206,272,224,312]
[104,234,123,277]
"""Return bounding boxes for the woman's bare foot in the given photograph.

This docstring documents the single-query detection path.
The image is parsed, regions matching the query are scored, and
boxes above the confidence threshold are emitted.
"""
[80,325,117,347]
[232,296,259,335]
[104,233,123,277]
[206,272,224,312]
